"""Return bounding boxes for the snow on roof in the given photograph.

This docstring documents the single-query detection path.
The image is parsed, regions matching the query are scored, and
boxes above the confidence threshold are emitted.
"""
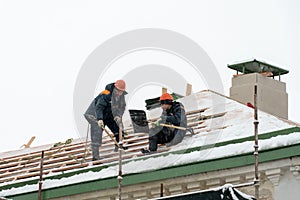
[1,90,299,197]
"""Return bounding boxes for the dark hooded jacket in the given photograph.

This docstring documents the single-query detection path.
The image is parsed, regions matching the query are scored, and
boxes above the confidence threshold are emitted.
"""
[94,83,126,121]
[163,101,187,146]
[84,82,127,134]
[95,83,127,120]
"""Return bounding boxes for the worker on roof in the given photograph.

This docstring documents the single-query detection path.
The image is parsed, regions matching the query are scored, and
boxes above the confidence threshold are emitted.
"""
[84,80,127,161]
[141,93,187,154]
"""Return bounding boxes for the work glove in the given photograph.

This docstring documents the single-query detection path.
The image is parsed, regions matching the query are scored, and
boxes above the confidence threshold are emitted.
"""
[97,120,104,128]
[151,115,167,128]
[151,118,162,128]
[114,116,122,125]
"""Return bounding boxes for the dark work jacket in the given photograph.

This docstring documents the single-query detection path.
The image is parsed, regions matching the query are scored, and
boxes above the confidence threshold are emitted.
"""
[94,83,126,121]
[85,83,126,134]
[164,101,187,146]
[95,83,127,120]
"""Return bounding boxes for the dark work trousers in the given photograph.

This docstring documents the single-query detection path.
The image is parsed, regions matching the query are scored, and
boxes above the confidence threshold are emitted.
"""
[84,114,102,160]
[84,100,103,160]
[149,126,174,151]
[84,100,123,160]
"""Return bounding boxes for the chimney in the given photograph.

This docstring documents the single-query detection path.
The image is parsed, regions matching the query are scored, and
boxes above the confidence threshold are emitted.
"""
[228,59,289,119]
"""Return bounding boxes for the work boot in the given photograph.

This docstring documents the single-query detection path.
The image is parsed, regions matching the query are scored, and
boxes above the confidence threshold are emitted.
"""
[91,145,100,161]
[92,156,100,161]
[140,148,155,154]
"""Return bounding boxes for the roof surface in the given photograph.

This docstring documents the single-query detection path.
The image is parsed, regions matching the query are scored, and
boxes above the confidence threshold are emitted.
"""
[1,90,299,199]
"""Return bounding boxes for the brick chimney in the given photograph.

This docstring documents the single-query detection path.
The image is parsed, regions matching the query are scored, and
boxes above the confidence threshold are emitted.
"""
[228,59,289,119]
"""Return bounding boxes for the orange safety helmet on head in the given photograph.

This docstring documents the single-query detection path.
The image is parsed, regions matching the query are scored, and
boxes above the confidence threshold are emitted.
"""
[160,93,173,101]
[114,79,126,91]
[159,93,173,105]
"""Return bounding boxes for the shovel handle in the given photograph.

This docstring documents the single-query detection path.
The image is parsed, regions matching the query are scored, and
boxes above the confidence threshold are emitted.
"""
[160,123,195,135]
[160,123,187,131]
[102,128,121,148]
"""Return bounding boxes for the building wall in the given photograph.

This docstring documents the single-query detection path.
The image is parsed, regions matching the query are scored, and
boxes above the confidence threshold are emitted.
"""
[274,169,300,200]
[51,156,300,200]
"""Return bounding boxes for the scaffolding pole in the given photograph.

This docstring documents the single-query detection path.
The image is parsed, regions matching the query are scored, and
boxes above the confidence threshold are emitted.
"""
[118,126,123,200]
[254,85,259,199]
[38,151,44,200]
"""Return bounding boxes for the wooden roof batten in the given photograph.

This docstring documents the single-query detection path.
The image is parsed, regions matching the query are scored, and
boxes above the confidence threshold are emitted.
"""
[0,95,217,189]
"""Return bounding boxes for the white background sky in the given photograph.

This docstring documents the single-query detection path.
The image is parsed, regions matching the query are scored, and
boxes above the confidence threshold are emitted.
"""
[0,0,299,152]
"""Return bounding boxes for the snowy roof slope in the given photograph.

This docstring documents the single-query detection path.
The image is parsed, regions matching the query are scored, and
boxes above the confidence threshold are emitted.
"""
[172,90,297,150]
[1,90,300,198]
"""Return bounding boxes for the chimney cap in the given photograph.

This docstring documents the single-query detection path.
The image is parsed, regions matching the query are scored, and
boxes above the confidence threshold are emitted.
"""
[227,59,289,77]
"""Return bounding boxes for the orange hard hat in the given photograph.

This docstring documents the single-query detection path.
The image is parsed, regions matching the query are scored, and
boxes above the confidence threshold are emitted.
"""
[114,80,126,91]
[159,93,173,101]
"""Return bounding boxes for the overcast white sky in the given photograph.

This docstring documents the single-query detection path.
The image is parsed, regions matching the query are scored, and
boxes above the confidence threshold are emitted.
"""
[0,0,299,152]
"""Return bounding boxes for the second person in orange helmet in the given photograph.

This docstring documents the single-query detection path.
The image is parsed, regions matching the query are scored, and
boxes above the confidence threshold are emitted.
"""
[141,93,187,154]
